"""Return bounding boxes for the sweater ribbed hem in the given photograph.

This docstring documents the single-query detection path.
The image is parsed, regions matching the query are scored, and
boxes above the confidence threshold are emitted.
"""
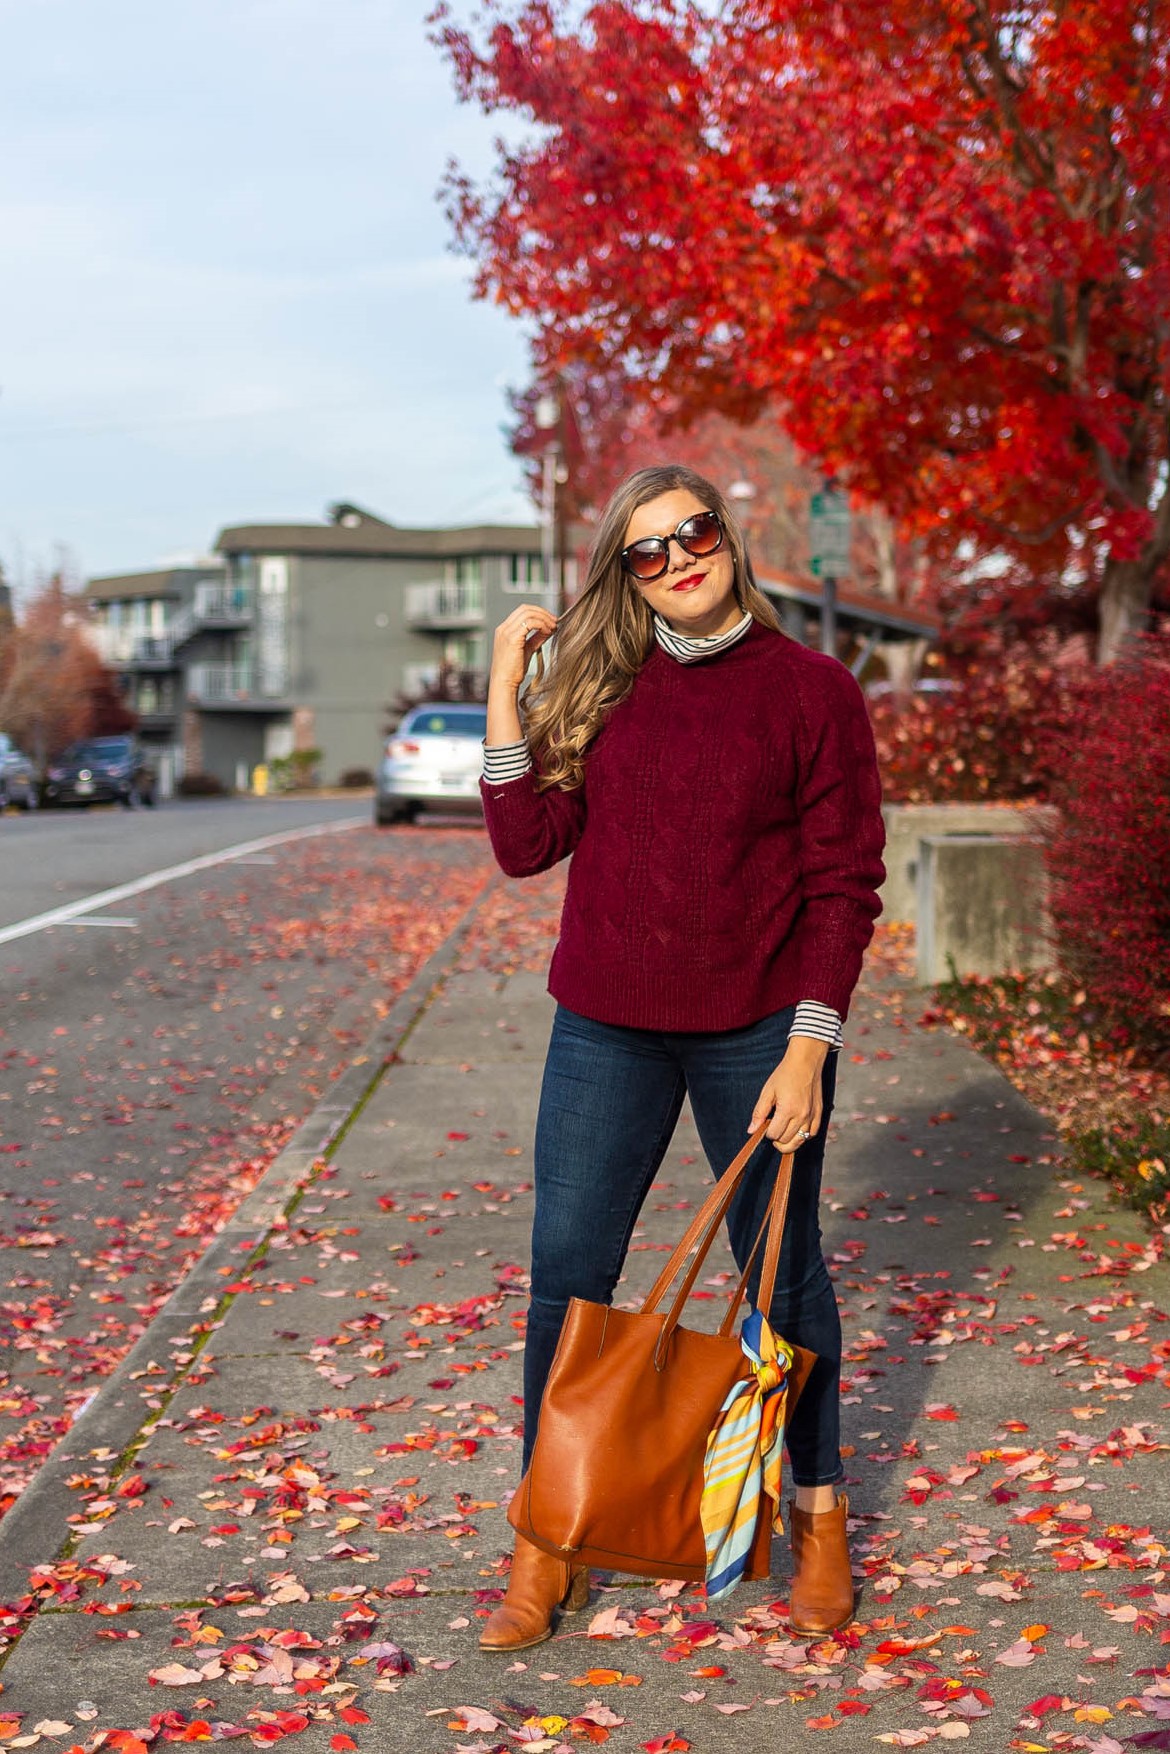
[547,951,854,1035]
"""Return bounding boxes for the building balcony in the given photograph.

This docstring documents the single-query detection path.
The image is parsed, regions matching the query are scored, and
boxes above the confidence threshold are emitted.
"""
[135,707,179,731]
[405,581,485,631]
[90,626,178,668]
[187,662,290,710]
[129,635,180,668]
[164,585,252,652]
[91,586,251,670]
[401,663,488,701]
[193,581,253,627]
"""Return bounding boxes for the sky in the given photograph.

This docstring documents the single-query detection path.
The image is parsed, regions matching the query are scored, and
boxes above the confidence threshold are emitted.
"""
[0,0,537,592]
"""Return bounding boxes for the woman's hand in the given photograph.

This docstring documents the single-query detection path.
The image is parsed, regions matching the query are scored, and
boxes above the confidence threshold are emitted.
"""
[748,1037,829,1151]
[488,605,558,696]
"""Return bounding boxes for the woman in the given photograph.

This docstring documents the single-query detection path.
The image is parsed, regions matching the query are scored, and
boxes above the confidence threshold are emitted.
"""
[477,465,885,1651]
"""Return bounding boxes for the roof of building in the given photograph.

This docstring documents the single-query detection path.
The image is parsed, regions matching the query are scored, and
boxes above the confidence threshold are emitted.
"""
[83,565,223,603]
[215,505,547,559]
[757,569,942,642]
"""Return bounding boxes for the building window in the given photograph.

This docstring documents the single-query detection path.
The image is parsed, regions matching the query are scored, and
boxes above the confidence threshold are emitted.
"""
[232,554,256,591]
[448,633,486,670]
[504,553,544,591]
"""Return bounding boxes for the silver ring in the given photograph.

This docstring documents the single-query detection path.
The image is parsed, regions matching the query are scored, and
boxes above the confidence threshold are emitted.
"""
[797,1128,811,1140]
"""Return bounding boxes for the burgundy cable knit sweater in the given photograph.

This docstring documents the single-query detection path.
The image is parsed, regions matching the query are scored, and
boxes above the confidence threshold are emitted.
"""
[480,619,886,1032]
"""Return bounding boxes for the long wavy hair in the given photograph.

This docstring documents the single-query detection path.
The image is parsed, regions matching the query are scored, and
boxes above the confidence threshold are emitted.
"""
[523,464,785,791]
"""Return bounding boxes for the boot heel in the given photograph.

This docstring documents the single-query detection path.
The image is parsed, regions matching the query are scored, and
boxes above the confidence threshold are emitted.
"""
[561,1568,591,1614]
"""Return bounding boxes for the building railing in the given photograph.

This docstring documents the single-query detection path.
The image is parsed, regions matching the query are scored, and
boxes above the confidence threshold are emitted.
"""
[194,582,252,623]
[187,662,288,704]
[187,662,254,702]
[92,582,254,671]
[400,663,488,701]
[89,626,175,666]
[405,580,486,629]
[165,607,197,650]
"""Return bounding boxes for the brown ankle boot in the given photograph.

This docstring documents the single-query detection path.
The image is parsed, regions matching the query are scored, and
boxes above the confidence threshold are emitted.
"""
[788,1493,854,1635]
[479,1534,591,1652]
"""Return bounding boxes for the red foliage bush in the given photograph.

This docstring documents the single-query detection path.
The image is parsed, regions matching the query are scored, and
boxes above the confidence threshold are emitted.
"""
[1044,635,1170,1055]
[868,632,1094,804]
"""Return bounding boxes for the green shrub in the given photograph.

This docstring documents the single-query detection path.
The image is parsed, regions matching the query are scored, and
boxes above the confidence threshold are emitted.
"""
[1067,1117,1170,1213]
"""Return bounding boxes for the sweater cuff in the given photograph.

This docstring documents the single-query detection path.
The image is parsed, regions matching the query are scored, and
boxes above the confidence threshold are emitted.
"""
[791,1000,844,1049]
[482,738,532,784]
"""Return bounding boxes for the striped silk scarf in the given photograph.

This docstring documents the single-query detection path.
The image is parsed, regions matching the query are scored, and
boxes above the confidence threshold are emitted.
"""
[700,1309,793,1601]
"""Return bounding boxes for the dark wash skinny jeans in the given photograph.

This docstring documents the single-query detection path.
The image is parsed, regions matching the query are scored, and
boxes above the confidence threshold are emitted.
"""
[524,1002,844,1488]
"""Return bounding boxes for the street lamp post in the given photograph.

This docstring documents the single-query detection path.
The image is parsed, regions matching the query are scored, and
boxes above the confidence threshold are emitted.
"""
[809,481,850,658]
[534,394,560,601]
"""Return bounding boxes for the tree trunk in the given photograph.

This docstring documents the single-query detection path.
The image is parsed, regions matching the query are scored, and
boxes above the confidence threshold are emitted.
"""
[1097,554,1154,664]
[877,637,928,697]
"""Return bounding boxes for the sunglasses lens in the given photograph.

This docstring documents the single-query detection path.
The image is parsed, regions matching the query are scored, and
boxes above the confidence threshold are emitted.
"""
[679,512,723,556]
[625,540,668,580]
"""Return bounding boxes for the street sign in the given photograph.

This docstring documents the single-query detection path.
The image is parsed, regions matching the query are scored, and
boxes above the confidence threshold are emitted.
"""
[809,487,850,657]
[809,489,851,574]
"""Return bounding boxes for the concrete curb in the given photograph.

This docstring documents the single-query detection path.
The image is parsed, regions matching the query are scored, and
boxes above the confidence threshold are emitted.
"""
[0,874,498,1605]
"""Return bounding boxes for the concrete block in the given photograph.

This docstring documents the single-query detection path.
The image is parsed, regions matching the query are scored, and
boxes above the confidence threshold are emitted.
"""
[881,802,1055,923]
[915,833,1053,986]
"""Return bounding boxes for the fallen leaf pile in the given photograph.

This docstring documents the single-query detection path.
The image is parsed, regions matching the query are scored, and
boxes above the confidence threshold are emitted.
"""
[0,871,1168,1752]
[0,828,495,1516]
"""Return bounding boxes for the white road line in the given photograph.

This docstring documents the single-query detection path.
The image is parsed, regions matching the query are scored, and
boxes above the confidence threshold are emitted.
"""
[0,818,365,948]
[66,917,140,929]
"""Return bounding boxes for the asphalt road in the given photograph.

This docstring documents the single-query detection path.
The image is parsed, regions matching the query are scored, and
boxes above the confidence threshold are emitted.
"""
[0,798,495,1511]
[0,795,368,932]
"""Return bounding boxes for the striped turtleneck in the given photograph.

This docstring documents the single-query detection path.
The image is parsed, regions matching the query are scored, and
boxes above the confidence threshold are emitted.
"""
[650,608,754,663]
[481,611,853,1048]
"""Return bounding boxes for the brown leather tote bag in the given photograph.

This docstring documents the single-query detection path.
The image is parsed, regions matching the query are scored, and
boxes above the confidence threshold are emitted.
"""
[507,1122,817,1582]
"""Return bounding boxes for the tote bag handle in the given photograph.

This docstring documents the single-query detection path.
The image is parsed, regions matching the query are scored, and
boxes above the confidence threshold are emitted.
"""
[640,1122,798,1364]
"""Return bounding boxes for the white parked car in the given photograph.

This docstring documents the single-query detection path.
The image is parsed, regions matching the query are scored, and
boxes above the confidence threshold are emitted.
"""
[375,704,487,826]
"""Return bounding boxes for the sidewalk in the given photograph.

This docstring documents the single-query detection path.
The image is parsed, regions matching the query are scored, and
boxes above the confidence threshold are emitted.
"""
[0,894,1167,1753]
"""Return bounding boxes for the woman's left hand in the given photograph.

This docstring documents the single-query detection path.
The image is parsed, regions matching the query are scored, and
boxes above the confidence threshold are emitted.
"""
[748,1037,829,1151]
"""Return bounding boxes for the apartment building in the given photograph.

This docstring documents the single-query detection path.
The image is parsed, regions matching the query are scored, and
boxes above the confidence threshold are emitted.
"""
[84,500,941,794]
[84,504,566,790]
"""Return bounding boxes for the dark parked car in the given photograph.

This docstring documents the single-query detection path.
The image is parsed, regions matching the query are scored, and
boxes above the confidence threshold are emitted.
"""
[0,733,38,810]
[375,704,487,825]
[44,735,158,808]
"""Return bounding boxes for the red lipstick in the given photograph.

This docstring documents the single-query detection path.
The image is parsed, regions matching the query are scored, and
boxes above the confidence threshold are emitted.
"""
[671,572,705,590]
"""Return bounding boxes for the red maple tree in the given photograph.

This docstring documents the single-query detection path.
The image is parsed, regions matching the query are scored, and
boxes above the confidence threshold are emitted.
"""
[511,370,939,607]
[433,0,1170,662]
[0,576,135,773]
